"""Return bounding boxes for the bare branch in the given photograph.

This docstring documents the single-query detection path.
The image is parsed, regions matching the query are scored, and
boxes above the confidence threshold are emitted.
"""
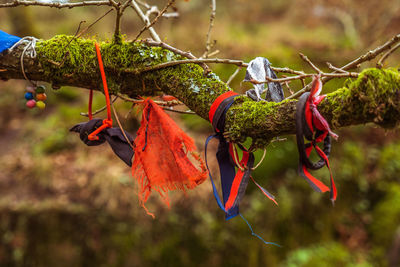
[377,43,400,68]
[202,0,216,58]
[143,39,195,59]
[133,0,175,42]
[337,33,400,74]
[270,67,304,76]
[226,66,242,85]
[299,53,322,73]
[111,0,132,41]
[0,0,112,8]
[163,108,196,115]
[0,36,399,145]
[111,103,135,149]
[80,96,118,117]
[131,0,161,42]
[131,58,248,74]
[117,93,183,106]
[142,39,210,72]
[251,71,358,85]
[326,62,348,73]
[288,33,400,99]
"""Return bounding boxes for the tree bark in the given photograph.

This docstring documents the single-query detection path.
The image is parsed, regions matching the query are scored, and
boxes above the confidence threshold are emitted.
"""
[1,35,399,146]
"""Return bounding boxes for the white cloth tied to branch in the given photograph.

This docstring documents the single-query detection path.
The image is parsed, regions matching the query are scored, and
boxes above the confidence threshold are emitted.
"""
[244,57,284,102]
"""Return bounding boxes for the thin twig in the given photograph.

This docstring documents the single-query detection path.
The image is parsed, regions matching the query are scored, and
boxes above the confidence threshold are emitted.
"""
[271,67,305,76]
[326,62,348,73]
[271,137,287,143]
[288,33,400,99]
[138,40,308,77]
[0,0,111,8]
[111,0,132,41]
[124,103,135,119]
[377,42,400,68]
[251,71,358,84]
[226,66,242,85]
[111,103,135,149]
[113,8,123,39]
[337,33,400,74]
[207,50,220,58]
[133,0,175,42]
[48,8,114,68]
[142,39,210,72]
[202,0,216,58]
[80,96,118,117]
[78,8,114,39]
[131,58,248,74]
[300,78,306,88]
[163,108,196,114]
[117,93,183,106]
[143,39,197,59]
[131,0,161,42]
[283,80,293,95]
[299,53,322,73]
[136,0,178,18]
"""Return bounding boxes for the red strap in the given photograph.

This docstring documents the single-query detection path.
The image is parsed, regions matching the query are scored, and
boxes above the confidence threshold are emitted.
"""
[88,89,93,120]
[88,43,113,141]
[301,165,330,193]
[209,91,239,124]
[224,151,250,211]
[250,176,278,205]
[314,146,337,202]
[305,98,314,132]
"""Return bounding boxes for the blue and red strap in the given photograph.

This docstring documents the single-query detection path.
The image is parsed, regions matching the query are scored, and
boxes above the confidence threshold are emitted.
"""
[205,90,280,246]
[295,76,338,203]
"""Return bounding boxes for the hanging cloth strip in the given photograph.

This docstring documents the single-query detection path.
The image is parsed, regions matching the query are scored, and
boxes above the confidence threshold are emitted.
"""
[295,76,338,203]
[205,91,279,246]
[132,98,207,217]
[70,43,135,166]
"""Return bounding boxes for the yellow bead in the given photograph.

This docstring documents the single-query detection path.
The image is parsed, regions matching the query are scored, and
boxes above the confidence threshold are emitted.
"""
[36,101,46,109]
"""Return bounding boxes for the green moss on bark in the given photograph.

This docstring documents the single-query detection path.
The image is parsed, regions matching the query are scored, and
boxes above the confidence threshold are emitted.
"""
[35,35,230,118]
[226,68,400,148]
[319,68,400,128]
[4,36,400,146]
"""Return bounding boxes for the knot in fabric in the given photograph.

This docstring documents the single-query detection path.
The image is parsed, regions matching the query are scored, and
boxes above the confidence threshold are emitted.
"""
[295,76,338,203]
[70,119,135,166]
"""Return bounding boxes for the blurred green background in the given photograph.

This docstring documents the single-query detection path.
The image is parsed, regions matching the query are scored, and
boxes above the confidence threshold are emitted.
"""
[0,0,400,266]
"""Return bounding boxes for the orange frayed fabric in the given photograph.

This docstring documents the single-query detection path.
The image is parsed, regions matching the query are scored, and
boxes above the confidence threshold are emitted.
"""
[132,99,207,217]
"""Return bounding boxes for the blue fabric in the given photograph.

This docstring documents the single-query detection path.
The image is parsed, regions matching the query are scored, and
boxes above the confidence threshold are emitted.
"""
[205,134,226,212]
[216,138,239,219]
[206,95,281,246]
[206,98,241,220]
[0,30,21,53]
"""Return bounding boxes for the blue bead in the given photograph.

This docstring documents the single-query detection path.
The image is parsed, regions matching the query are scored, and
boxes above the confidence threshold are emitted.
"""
[24,92,34,100]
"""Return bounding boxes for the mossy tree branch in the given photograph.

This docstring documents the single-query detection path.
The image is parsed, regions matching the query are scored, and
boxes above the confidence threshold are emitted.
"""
[1,35,399,146]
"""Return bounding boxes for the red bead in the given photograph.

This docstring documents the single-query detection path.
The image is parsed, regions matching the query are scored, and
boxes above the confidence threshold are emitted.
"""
[26,100,36,108]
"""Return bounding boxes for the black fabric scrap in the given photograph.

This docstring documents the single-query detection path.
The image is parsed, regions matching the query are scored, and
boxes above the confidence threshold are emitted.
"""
[70,119,135,166]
